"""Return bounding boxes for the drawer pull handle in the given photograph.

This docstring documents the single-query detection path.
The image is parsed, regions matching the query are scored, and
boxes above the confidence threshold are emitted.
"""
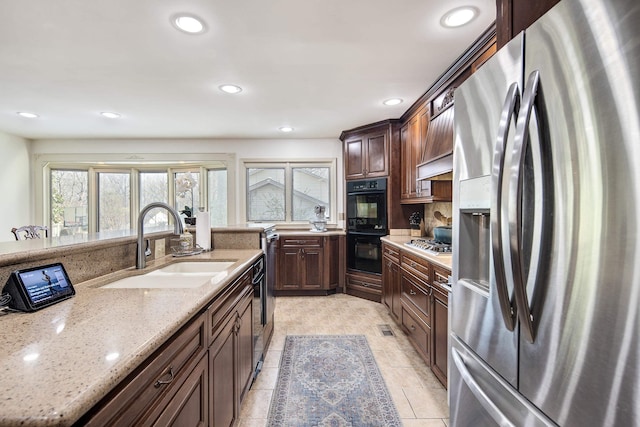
[409,289,417,296]
[155,367,175,388]
[410,325,416,331]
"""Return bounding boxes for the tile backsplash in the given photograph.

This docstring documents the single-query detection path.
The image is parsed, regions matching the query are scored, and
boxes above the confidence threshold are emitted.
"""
[423,202,453,237]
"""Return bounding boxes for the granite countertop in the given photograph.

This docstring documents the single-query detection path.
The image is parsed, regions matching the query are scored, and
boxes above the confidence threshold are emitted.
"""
[0,249,261,427]
[381,235,452,270]
[276,229,345,236]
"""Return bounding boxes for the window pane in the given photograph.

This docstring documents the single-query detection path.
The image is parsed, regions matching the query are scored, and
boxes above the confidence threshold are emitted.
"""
[247,168,285,221]
[50,169,88,237]
[174,171,200,219]
[292,167,330,221]
[208,169,227,226]
[98,172,131,232]
[140,172,170,230]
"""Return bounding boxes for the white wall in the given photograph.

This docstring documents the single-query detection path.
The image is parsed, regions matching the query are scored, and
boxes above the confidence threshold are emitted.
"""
[0,131,32,242]
[31,138,344,224]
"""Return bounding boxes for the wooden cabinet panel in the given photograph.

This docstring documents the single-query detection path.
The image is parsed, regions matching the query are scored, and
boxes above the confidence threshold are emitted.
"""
[431,287,448,387]
[366,133,388,176]
[342,126,389,180]
[152,354,208,427]
[401,250,431,281]
[237,294,254,403]
[345,137,365,179]
[401,304,431,362]
[382,254,401,322]
[496,0,560,48]
[301,247,323,289]
[280,236,323,248]
[209,314,237,427]
[84,314,207,427]
[277,249,302,290]
[400,269,430,323]
[345,270,382,302]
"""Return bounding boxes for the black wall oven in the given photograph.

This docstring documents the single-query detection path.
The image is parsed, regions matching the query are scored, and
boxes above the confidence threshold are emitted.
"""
[346,178,387,274]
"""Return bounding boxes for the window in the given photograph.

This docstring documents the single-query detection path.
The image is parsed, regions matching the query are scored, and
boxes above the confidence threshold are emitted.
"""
[41,155,233,237]
[50,170,88,237]
[98,171,131,232]
[243,160,336,224]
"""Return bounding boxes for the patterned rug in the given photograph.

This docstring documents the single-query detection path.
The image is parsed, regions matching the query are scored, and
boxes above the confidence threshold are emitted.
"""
[267,335,401,426]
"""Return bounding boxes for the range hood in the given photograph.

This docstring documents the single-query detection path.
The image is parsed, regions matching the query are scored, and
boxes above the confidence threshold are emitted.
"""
[417,103,454,181]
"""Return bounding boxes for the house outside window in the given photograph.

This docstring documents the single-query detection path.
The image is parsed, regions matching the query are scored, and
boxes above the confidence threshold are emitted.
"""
[243,160,336,225]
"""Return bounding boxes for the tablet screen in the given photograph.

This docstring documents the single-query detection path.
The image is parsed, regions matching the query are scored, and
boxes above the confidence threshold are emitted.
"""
[17,264,74,308]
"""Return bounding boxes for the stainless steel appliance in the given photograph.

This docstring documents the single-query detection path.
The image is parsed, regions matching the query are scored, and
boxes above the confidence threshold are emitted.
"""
[346,178,387,274]
[253,225,278,378]
[404,238,452,256]
[451,0,640,425]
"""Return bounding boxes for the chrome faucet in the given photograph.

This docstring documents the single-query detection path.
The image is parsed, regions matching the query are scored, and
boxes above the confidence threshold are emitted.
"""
[137,202,184,269]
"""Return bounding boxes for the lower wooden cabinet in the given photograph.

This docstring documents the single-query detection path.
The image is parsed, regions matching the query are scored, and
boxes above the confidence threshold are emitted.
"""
[276,234,343,294]
[345,270,382,302]
[79,266,255,427]
[381,242,450,388]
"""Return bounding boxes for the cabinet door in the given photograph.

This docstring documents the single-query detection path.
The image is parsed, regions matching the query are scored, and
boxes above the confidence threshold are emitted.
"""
[209,314,237,427]
[431,291,448,387]
[236,295,254,404]
[277,248,301,289]
[391,262,401,321]
[382,256,394,312]
[153,354,208,427]
[365,132,388,177]
[301,247,323,289]
[345,137,365,179]
[400,122,412,199]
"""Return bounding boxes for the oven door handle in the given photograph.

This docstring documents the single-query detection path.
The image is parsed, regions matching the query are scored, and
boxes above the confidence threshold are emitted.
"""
[347,231,387,237]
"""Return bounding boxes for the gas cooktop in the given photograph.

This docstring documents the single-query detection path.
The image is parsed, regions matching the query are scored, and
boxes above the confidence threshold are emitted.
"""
[404,238,452,256]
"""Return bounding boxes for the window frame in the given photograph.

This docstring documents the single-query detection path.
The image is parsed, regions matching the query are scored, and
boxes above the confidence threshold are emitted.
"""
[241,158,337,227]
[35,153,235,234]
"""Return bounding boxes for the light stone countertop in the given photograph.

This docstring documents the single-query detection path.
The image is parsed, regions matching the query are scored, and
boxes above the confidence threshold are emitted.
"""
[381,235,452,270]
[276,229,345,236]
[0,249,261,427]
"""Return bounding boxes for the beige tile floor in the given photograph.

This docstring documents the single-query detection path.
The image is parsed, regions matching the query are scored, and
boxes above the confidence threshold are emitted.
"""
[239,293,450,426]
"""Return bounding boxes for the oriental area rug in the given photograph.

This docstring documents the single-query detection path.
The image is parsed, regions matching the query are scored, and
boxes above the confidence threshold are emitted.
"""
[267,335,402,426]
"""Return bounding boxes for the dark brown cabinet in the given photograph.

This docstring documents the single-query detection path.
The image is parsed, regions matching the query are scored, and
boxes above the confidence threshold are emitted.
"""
[381,242,450,388]
[81,264,255,427]
[345,270,382,302]
[430,266,449,387]
[400,108,429,201]
[496,0,560,49]
[342,125,389,180]
[382,243,401,321]
[276,235,342,293]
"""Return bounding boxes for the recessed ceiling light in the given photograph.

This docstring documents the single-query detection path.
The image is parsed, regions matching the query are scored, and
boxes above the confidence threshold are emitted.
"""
[100,112,121,119]
[16,111,38,118]
[441,6,478,28]
[219,84,243,94]
[383,98,403,106]
[279,126,294,133]
[171,14,207,34]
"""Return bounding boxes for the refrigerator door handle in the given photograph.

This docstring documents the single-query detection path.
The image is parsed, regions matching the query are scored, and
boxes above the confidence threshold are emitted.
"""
[510,70,548,343]
[452,347,516,427]
[491,82,520,331]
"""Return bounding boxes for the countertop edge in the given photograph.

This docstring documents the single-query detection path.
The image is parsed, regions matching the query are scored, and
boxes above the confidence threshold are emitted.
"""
[381,235,452,270]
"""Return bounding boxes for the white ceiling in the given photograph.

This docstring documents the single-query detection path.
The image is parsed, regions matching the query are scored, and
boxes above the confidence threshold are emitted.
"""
[0,0,495,140]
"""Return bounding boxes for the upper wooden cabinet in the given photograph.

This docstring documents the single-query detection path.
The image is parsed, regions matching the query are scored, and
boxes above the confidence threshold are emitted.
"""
[342,123,390,180]
[400,107,428,200]
[496,0,561,48]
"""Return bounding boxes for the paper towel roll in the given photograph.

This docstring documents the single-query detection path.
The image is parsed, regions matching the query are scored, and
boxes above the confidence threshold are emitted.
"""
[196,209,211,251]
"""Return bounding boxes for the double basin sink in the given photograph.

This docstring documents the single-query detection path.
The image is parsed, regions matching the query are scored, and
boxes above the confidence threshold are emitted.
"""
[100,261,237,289]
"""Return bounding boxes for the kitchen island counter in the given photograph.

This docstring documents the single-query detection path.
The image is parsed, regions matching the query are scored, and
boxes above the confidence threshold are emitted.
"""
[0,249,261,427]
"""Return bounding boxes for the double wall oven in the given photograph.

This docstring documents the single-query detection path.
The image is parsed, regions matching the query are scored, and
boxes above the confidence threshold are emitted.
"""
[346,178,387,275]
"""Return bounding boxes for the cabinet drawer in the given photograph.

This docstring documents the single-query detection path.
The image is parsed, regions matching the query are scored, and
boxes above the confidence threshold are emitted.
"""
[208,271,252,344]
[280,235,323,248]
[401,304,431,361]
[400,269,430,321]
[432,265,451,303]
[85,314,207,427]
[400,250,430,281]
[346,273,382,294]
[382,243,400,264]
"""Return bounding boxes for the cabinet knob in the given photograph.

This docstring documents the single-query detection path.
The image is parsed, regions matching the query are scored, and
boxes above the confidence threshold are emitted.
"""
[409,289,417,296]
[410,325,416,331]
[154,367,175,388]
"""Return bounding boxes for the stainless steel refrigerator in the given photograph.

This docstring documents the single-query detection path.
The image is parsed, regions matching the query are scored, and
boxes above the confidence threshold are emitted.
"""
[451,0,640,425]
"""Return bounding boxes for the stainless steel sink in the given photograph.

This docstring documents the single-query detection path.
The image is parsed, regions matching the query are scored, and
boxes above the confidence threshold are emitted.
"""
[100,261,237,289]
